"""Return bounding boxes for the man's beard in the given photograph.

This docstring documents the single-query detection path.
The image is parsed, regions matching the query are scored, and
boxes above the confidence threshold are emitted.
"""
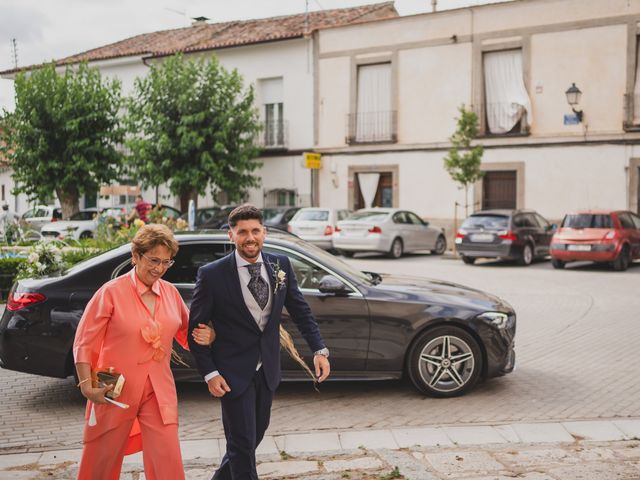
[238,242,261,260]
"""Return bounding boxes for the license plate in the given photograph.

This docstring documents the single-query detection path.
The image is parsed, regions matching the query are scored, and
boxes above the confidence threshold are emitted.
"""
[470,233,494,242]
[568,244,591,251]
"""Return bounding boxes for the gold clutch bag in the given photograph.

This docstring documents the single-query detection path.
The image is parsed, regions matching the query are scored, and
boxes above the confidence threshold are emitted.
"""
[92,367,125,399]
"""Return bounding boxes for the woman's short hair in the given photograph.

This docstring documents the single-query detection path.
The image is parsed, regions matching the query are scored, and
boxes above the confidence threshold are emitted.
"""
[131,224,179,257]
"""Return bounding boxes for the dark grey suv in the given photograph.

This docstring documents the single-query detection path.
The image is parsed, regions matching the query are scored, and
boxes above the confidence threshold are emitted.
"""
[455,209,556,265]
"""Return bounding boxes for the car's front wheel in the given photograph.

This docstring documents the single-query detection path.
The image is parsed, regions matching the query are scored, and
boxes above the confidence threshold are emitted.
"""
[612,245,631,271]
[551,258,565,269]
[339,250,355,258]
[406,326,483,398]
[431,235,447,255]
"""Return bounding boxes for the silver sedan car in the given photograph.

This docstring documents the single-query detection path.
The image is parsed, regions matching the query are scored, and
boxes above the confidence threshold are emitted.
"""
[333,208,447,258]
[287,207,351,250]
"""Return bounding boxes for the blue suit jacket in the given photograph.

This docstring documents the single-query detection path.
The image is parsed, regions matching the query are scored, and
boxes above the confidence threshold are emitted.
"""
[187,251,325,398]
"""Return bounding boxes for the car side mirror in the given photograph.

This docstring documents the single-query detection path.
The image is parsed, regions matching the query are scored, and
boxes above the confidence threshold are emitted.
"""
[318,275,350,295]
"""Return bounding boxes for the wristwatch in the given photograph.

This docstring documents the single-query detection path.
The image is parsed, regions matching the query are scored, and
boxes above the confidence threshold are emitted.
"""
[314,347,330,358]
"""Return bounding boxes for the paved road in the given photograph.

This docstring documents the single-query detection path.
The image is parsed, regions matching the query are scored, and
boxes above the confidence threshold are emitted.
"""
[1,255,639,453]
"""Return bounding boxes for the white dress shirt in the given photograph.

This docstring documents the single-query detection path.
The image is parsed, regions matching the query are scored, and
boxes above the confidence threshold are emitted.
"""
[204,250,273,382]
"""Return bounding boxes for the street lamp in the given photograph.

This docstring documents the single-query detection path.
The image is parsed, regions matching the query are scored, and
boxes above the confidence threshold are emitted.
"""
[565,83,583,122]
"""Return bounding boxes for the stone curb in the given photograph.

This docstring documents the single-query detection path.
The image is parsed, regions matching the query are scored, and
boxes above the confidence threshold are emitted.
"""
[2,419,639,471]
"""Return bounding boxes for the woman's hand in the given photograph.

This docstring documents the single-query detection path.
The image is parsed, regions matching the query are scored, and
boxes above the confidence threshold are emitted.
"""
[192,323,216,346]
[80,383,113,404]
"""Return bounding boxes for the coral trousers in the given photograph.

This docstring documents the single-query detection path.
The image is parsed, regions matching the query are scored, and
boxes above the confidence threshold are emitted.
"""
[77,377,184,480]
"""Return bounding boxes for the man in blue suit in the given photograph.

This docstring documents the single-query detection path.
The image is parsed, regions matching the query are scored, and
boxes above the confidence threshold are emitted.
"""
[188,204,330,480]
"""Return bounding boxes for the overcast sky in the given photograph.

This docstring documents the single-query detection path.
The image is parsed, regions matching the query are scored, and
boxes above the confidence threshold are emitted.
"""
[0,0,512,111]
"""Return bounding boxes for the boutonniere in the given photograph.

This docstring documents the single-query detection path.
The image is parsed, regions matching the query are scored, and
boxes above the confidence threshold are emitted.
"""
[269,260,287,294]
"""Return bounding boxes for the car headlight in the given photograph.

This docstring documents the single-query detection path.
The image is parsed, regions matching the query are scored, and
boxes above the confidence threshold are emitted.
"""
[479,311,511,329]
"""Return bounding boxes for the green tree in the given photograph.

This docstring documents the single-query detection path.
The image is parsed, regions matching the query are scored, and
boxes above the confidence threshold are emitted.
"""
[443,105,485,217]
[0,62,124,218]
[126,54,262,211]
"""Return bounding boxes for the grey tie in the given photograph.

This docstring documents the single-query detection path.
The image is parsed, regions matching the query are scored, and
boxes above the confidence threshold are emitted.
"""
[246,263,269,310]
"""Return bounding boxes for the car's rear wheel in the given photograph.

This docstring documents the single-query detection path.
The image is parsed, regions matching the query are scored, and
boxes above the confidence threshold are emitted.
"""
[551,258,565,269]
[518,243,534,266]
[340,250,355,258]
[388,238,403,259]
[431,235,447,255]
[79,231,93,239]
[461,256,476,265]
[407,326,483,398]
[612,245,631,271]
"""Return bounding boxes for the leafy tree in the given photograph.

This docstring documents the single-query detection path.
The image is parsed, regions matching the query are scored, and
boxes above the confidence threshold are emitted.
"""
[443,105,485,217]
[0,62,124,218]
[126,53,262,211]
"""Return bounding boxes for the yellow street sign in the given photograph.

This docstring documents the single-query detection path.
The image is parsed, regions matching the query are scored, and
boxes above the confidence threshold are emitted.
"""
[303,152,322,169]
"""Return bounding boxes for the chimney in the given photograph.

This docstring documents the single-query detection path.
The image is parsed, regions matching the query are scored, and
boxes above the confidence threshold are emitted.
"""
[191,16,209,26]
[431,0,437,12]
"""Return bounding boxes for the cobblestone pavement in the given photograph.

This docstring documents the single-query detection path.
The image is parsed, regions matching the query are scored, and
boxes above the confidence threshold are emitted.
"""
[4,437,640,479]
[1,255,639,454]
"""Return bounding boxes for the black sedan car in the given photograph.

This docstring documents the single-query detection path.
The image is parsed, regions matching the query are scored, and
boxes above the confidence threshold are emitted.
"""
[0,232,516,397]
[455,209,556,266]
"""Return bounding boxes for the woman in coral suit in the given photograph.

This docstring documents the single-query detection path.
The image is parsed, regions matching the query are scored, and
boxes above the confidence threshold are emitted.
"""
[73,224,213,479]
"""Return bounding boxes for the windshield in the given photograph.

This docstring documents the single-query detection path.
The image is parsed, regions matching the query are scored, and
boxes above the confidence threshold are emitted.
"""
[262,209,284,222]
[349,211,389,222]
[461,215,509,230]
[70,211,96,221]
[295,210,329,222]
[562,214,613,229]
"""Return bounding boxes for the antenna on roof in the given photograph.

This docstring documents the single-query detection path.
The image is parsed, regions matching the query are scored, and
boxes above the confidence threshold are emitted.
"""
[165,7,188,27]
[10,38,18,69]
[304,0,309,35]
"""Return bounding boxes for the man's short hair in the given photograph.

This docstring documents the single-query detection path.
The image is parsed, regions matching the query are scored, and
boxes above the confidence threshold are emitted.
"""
[228,204,263,228]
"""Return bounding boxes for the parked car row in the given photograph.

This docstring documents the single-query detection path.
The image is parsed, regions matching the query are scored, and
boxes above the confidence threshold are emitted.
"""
[456,208,640,271]
[288,207,446,258]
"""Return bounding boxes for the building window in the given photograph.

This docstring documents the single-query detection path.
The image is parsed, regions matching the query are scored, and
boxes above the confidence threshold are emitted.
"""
[625,36,640,127]
[259,78,287,149]
[354,172,393,209]
[482,49,532,135]
[482,171,517,209]
[348,63,396,144]
[264,189,296,207]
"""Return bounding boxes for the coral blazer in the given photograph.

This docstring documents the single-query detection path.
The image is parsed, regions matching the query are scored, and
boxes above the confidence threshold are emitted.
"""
[73,268,189,450]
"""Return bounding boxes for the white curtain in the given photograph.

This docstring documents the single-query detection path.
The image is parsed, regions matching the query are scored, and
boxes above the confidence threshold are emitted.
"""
[358,173,380,208]
[634,38,640,124]
[483,50,533,134]
[356,63,391,142]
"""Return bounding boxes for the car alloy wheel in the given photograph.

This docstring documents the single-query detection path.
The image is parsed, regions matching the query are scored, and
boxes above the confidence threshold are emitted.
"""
[612,245,630,271]
[432,235,446,255]
[407,326,482,397]
[388,238,403,259]
[518,243,533,266]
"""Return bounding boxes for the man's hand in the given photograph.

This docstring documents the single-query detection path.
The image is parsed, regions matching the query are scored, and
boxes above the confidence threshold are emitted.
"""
[313,355,330,383]
[207,375,231,397]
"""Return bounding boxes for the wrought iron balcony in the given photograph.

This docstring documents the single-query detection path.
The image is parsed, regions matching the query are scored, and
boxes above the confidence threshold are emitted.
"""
[346,110,397,144]
[257,120,289,149]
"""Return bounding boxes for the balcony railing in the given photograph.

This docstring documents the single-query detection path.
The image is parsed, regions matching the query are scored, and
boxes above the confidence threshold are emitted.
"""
[471,102,530,136]
[346,111,397,144]
[623,93,640,129]
[256,120,288,149]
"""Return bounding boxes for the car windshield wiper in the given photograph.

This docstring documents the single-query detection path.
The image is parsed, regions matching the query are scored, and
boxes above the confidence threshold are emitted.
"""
[363,271,382,285]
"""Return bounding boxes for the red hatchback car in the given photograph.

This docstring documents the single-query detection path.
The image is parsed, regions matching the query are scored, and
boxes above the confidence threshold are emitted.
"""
[550,210,640,271]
